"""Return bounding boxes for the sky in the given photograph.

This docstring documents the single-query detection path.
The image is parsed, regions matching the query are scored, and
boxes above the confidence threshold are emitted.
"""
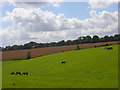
[0,0,119,47]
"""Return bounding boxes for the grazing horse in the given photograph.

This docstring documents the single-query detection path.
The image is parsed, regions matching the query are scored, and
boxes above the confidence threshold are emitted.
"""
[62,61,66,64]
[22,72,28,75]
[16,72,21,75]
[107,47,113,50]
[104,47,107,49]
[11,72,15,75]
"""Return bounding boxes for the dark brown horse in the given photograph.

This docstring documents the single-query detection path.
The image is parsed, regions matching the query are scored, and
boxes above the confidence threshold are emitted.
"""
[22,72,28,75]
[62,61,66,64]
[107,47,113,50]
[16,72,21,75]
[11,72,15,75]
[104,47,107,49]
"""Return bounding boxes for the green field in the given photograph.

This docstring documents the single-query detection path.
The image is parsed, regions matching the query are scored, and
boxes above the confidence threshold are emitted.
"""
[2,45,119,88]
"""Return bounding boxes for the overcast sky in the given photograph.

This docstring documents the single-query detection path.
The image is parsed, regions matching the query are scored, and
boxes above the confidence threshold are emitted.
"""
[0,0,119,47]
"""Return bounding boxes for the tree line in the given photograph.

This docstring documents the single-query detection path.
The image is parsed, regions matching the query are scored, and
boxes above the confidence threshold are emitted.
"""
[1,34,120,51]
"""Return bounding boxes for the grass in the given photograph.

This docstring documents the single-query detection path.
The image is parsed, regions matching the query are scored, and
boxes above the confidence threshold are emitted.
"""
[2,44,119,88]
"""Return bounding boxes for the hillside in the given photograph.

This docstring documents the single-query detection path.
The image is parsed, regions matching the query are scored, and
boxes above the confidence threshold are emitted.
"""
[2,41,119,60]
[2,44,118,88]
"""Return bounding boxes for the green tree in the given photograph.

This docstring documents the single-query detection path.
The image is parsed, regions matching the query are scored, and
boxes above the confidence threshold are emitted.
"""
[66,40,73,45]
[104,35,109,42]
[5,46,12,51]
[23,44,31,49]
[49,42,56,47]
[76,45,80,50]
[81,36,92,43]
[114,34,120,41]
[78,36,83,44]
[26,52,31,60]
[92,35,99,43]
[57,40,66,46]
[86,35,92,43]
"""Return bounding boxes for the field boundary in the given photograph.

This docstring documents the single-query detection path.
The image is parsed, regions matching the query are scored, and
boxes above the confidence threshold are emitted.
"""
[2,41,120,60]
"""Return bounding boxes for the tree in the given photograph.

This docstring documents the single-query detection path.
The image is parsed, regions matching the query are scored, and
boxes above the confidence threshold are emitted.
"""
[104,35,109,42]
[76,45,80,50]
[2,34,120,51]
[26,52,31,60]
[81,36,92,43]
[66,40,73,45]
[108,36,114,41]
[5,46,12,51]
[86,35,92,43]
[44,43,49,47]
[92,35,99,43]
[49,42,56,47]
[0,47,2,51]
[57,40,66,46]
[23,43,31,49]
[11,45,21,50]
[73,40,79,44]
[114,34,120,41]
[77,36,83,44]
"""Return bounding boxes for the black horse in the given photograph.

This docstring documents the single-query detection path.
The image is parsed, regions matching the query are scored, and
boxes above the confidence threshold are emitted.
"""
[16,72,21,75]
[11,72,15,75]
[107,47,113,50]
[22,72,28,75]
[62,61,66,64]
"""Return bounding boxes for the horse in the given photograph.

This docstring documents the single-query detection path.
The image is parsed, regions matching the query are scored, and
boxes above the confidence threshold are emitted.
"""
[107,47,113,50]
[62,61,66,64]
[11,72,15,75]
[104,47,107,49]
[22,72,28,75]
[16,72,21,75]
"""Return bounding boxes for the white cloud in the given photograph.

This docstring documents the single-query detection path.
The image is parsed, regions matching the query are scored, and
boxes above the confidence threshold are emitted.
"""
[1,0,119,9]
[89,0,119,9]
[52,0,64,7]
[0,27,31,46]
[1,8,118,46]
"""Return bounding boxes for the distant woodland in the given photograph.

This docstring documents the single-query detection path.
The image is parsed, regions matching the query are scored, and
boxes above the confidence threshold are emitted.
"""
[1,34,120,51]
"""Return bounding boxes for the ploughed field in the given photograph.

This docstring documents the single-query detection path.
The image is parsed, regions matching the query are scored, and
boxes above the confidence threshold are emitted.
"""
[2,44,118,88]
[2,41,119,60]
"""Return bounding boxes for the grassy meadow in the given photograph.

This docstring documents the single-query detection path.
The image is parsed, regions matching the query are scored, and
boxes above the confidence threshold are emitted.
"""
[2,44,119,88]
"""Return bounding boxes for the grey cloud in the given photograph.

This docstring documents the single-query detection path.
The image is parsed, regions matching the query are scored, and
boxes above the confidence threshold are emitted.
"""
[11,2,48,8]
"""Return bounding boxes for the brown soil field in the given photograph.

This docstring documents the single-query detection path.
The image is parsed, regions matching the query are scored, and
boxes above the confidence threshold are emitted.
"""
[2,41,120,60]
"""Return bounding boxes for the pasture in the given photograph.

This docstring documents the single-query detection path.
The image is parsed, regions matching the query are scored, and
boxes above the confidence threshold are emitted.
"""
[2,44,118,88]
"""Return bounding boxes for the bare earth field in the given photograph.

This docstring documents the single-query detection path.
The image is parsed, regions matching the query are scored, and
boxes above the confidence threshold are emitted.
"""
[2,41,120,60]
